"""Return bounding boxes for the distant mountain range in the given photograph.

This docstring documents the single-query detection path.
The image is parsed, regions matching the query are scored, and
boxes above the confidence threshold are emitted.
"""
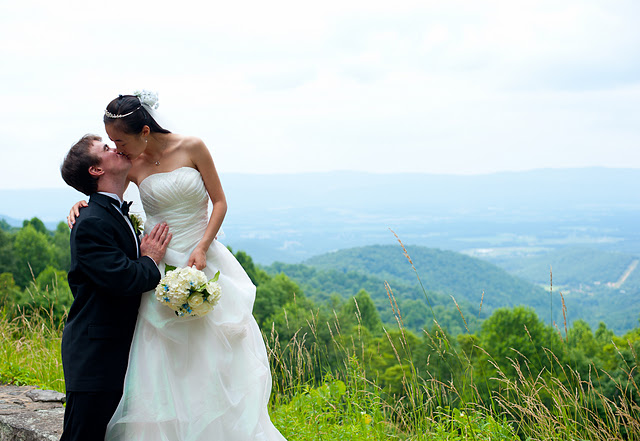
[2,167,639,262]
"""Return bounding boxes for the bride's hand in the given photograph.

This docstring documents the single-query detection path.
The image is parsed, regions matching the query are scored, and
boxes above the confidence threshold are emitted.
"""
[67,200,88,228]
[188,247,207,270]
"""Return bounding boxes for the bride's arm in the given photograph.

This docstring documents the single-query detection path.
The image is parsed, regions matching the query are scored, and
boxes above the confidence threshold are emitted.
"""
[66,179,133,228]
[187,138,227,270]
[67,200,88,228]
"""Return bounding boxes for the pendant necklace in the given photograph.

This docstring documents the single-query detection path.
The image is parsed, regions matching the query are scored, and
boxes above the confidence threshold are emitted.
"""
[152,138,169,166]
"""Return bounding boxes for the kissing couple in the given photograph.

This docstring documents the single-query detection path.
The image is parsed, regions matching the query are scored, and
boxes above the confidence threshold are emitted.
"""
[59,92,286,441]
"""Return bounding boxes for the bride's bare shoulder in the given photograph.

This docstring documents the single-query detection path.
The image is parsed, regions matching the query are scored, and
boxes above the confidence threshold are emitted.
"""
[173,134,207,150]
[178,136,212,158]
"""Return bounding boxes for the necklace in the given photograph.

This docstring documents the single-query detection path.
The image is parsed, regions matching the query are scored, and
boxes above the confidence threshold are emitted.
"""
[151,137,169,166]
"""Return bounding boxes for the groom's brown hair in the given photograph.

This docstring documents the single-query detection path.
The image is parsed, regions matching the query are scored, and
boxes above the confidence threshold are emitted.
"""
[61,134,103,196]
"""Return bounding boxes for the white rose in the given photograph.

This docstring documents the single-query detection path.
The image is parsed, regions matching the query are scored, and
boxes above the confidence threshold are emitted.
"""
[188,294,204,308]
[193,301,214,316]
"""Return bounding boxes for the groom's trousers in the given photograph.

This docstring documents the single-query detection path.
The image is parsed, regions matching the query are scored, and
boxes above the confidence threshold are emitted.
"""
[60,390,122,441]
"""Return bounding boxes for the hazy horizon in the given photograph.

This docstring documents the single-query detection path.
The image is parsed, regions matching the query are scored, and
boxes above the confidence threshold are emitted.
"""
[2,165,639,191]
[2,0,640,190]
[2,167,638,265]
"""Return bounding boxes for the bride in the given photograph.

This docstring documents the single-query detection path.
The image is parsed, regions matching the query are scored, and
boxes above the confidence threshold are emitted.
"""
[69,92,286,440]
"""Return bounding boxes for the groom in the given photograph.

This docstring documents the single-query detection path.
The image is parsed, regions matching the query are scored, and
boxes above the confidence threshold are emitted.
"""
[59,134,171,441]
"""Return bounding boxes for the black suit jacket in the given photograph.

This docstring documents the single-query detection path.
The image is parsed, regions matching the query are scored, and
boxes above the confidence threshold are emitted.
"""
[62,193,160,392]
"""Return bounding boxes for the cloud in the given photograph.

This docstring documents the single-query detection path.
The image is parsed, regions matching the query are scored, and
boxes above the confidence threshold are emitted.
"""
[1,0,639,188]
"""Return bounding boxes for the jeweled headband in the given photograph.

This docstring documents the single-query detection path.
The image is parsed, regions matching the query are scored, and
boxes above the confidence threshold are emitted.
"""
[104,106,142,119]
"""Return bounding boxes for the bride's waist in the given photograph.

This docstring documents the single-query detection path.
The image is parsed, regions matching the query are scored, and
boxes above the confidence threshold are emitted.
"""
[147,219,207,252]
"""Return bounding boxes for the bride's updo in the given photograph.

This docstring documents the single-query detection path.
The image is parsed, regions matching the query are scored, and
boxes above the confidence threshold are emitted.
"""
[104,94,171,135]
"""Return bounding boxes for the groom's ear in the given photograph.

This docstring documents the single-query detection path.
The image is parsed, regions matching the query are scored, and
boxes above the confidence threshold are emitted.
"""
[88,165,104,178]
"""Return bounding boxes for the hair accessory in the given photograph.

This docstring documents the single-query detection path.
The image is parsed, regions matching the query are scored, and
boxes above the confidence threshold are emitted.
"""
[104,107,141,119]
[133,90,159,110]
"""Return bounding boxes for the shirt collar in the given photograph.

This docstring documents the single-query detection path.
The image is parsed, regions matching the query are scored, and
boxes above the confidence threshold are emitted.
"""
[97,192,123,206]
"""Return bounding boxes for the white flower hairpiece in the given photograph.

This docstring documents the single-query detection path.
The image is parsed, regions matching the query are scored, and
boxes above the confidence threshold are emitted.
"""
[133,90,159,110]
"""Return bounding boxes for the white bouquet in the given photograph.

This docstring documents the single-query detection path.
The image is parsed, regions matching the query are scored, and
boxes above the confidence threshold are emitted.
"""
[155,265,221,317]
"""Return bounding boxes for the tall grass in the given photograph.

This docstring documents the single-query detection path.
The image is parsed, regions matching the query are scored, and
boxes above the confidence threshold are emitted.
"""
[0,305,65,391]
[2,245,639,440]
[0,274,66,391]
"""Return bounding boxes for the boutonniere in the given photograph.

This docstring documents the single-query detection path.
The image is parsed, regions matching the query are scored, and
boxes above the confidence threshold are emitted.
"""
[129,213,144,236]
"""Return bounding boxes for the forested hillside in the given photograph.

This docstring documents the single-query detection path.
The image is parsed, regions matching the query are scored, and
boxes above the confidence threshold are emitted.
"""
[476,246,640,334]
[483,246,637,287]
[263,261,479,335]
[298,244,558,324]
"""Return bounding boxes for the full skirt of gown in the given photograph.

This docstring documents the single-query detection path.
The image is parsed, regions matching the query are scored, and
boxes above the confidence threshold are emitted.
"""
[105,167,286,441]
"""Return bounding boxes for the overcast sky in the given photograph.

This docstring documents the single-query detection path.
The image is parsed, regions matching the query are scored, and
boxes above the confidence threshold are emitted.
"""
[1,0,639,189]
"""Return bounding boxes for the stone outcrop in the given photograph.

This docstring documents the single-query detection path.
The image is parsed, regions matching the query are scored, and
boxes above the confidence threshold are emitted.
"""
[0,385,64,441]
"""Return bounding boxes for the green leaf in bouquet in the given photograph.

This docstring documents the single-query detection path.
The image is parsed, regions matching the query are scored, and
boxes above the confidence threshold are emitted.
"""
[212,271,220,283]
[165,264,177,274]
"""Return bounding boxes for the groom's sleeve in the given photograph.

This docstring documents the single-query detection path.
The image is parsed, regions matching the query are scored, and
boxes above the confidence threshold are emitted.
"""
[74,216,161,296]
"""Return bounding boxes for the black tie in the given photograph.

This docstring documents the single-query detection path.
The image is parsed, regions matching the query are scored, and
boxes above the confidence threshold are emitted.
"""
[120,201,132,216]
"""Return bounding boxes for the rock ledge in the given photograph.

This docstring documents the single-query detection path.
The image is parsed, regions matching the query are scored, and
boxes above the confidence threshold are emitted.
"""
[0,385,63,441]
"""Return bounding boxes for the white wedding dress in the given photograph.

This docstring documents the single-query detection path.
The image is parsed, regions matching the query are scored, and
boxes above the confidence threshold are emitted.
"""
[106,167,286,441]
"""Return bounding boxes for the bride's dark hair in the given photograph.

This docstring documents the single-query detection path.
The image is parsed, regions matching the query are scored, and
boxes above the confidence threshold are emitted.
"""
[103,95,171,135]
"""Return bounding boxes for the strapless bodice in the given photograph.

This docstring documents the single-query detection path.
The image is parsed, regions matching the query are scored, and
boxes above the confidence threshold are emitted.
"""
[139,167,209,253]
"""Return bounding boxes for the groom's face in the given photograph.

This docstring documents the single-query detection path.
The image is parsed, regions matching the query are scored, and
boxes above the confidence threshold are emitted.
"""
[89,140,132,177]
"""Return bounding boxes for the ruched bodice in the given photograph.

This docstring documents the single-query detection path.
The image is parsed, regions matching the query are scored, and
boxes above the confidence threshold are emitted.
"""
[106,167,286,441]
[139,167,209,253]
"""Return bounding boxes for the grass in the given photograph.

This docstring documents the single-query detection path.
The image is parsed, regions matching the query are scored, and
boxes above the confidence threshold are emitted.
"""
[1,243,639,440]
[0,306,65,391]
[264,323,638,440]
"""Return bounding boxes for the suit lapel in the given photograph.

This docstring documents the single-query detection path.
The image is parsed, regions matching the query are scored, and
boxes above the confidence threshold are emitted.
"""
[89,193,139,257]
[135,230,141,250]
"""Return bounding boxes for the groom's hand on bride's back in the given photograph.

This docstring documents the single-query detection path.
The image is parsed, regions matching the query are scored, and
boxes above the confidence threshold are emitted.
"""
[141,222,172,264]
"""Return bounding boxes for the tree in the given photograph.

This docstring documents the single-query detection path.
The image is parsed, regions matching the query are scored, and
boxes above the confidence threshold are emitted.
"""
[0,228,16,276]
[339,290,382,334]
[254,273,301,327]
[22,217,48,234]
[567,319,598,359]
[232,249,270,286]
[0,272,21,309]
[267,296,330,344]
[0,219,12,231]
[265,296,334,385]
[480,306,562,379]
[51,221,71,271]
[13,225,54,287]
[399,299,430,332]
[16,265,73,321]
[368,329,419,373]
[595,322,614,346]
